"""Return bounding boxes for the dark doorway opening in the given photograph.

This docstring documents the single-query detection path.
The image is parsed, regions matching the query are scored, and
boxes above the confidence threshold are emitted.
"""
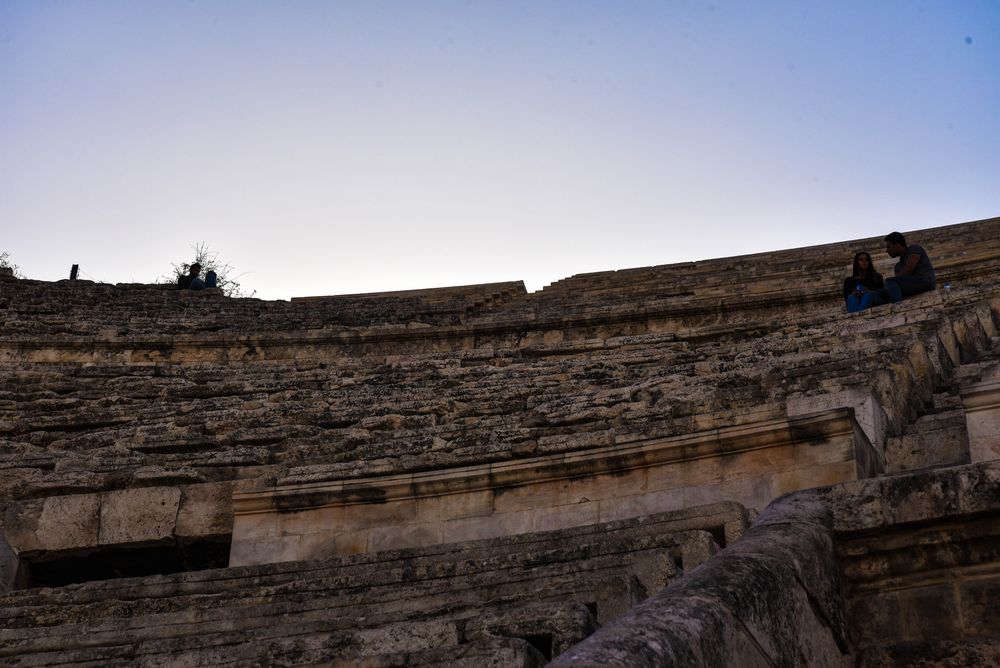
[22,536,231,588]
[523,634,553,661]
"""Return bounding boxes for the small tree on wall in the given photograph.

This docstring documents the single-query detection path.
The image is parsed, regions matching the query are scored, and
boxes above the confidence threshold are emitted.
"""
[163,243,255,298]
[0,251,24,278]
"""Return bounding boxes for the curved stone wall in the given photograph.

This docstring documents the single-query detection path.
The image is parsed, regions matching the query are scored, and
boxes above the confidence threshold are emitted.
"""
[1,217,999,665]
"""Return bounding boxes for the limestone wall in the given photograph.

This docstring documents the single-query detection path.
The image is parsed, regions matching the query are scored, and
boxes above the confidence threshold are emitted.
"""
[1,216,999,665]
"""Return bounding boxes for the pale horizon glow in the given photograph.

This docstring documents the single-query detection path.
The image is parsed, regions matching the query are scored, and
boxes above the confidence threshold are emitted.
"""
[2,1,998,299]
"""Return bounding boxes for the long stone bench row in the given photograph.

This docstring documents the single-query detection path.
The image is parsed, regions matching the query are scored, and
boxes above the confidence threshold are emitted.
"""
[11,263,992,367]
[468,255,1000,344]
[291,280,526,314]
[0,278,526,339]
[541,217,1000,296]
[3,219,996,350]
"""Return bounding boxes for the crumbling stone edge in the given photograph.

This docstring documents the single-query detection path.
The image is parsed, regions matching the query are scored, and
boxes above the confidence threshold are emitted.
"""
[549,490,851,668]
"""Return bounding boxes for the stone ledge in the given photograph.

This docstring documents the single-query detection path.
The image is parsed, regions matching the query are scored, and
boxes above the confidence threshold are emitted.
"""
[3,482,233,556]
[820,460,1000,534]
[236,408,861,511]
[231,408,867,566]
[858,639,1000,668]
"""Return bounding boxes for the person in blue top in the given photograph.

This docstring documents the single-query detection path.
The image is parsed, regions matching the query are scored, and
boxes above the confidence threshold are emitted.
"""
[843,251,884,313]
[858,232,936,311]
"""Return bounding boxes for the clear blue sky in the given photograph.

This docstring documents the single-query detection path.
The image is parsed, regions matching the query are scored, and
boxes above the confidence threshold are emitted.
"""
[2,1,997,299]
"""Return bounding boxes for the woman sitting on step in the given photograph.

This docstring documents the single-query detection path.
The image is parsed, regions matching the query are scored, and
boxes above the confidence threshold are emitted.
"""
[843,251,884,313]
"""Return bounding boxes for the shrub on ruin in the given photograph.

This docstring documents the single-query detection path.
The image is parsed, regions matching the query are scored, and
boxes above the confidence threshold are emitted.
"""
[162,243,255,298]
[0,251,24,278]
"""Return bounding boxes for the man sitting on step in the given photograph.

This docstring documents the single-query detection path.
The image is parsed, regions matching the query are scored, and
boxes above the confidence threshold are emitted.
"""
[858,232,936,311]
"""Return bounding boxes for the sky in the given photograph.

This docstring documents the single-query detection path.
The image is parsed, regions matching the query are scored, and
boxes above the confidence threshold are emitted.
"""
[1,1,998,300]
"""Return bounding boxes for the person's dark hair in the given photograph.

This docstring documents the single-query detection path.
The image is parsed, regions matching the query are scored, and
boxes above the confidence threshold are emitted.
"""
[852,252,877,279]
[884,231,906,247]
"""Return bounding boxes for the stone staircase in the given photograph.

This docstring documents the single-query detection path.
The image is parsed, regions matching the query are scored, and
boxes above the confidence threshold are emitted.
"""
[885,391,970,474]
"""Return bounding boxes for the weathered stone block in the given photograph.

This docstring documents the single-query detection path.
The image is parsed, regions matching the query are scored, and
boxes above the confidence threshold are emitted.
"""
[492,480,567,514]
[787,388,888,456]
[38,494,101,551]
[443,509,533,543]
[229,534,300,567]
[299,527,370,557]
[962,376,1000,463]
[412,489,494,521]
[368,522,443,553]
[645,454,723,489]
[531,500,600,532]
[278,504,344,536]
[0,529,21,592]
[957,578,1000,637]
[99,487,181,545]
[596,488,684,522]
[176,482,233,538]
[1,499,45,554]
[771,460,858,498]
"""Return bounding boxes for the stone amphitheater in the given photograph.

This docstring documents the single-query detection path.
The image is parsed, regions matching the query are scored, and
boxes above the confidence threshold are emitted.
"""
[1,216,998,667]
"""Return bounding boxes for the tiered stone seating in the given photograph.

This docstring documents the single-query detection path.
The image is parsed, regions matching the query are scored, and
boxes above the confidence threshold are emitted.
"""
[2,282,995,499]
[2,268,997,575]
[0,279,526,340]
[485,217,1000,340]
[2,216,999,665]
[540,217,1000,299]
[291,280,527,318]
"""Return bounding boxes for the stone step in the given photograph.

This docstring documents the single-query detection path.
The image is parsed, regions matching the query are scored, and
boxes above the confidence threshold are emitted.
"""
[1,602,587,667]
[884,369,979,475]
[929,391,964,412]
[4,627,550,668]
[903,407,969,433]
[885,408,971,474]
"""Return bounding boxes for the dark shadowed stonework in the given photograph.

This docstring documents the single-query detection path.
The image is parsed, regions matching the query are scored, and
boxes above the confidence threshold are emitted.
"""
[1,217,999,666]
